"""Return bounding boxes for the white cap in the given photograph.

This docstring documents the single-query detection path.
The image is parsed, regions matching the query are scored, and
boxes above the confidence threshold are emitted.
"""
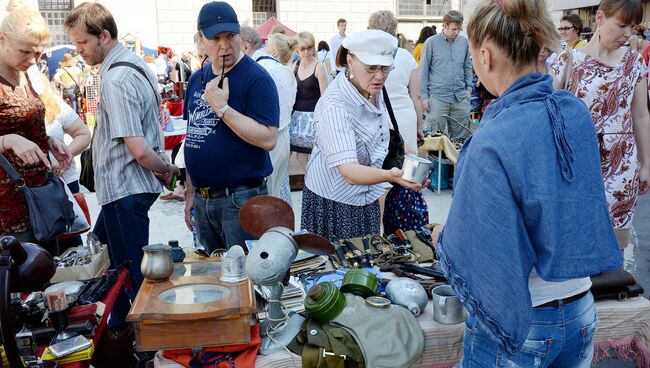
[342,30,398,66]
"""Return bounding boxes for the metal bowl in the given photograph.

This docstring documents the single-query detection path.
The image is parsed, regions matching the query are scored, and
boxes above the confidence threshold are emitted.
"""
[401,154,432,184]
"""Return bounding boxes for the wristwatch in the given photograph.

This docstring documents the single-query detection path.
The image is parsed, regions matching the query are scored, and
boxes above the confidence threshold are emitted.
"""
[216,104,230,119]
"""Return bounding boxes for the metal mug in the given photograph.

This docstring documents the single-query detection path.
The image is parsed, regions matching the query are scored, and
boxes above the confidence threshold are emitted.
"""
[432,285,467,324]
[141,244,173,283]
[401,154,432,184]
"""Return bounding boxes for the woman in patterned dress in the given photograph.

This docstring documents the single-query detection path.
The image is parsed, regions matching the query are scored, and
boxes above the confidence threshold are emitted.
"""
[552,0,650,251]
[0,2,71,249]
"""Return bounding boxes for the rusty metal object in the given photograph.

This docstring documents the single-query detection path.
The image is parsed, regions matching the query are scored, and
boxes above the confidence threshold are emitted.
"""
[238,195,294,237]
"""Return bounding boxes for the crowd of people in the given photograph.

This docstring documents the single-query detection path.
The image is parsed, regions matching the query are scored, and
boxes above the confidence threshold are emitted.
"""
[0,0,649,365]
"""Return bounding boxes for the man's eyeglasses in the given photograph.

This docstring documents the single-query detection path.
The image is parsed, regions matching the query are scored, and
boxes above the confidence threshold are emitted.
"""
[557,26,575,32]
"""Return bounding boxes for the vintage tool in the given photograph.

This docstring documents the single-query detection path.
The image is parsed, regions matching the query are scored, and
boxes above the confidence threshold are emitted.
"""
[385,278,428,317]
[333,243,348,268]
[414,226,435,251]
[361,236,375,266]
[394,229,413,256]
[239,195,333,355]
[342,240,368,268]
[77,269,119,305]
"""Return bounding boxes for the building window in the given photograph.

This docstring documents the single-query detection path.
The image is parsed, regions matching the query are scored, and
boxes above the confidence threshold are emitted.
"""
[252,0,276,26]
[39,0,73,46]
[397,0,452,18]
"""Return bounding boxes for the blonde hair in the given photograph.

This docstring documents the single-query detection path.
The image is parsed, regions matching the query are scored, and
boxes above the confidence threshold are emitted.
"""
[144,54,155,63]
[295,31,315,50]
[1,0,50,44]
[38,74,61,125]
[368,10,398,37]
[270,24,286,35]
[268,33,297,65]
[467,0,558,69]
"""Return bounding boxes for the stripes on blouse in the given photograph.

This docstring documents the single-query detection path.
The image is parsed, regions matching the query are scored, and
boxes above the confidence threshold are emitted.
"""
[304,73,390,206]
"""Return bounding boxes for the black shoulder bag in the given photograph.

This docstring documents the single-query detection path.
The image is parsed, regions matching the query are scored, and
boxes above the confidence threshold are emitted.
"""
[0,154,74,243]
[79,61,159,192]
[381,87,405,170]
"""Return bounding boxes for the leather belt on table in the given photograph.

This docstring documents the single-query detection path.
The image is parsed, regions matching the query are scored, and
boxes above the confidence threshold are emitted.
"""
[534,290,589,309]
[198,179,264,198]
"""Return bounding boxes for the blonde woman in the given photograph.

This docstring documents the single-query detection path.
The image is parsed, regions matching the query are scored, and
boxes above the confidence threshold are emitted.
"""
[258,33,298,205]
[436,0,621,365]
[0,1,71,247]
[289,31,328,153]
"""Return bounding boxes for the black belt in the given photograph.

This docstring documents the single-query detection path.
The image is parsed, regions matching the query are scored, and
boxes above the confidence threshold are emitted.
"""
[198,180,264,198]
[534,290,589,309]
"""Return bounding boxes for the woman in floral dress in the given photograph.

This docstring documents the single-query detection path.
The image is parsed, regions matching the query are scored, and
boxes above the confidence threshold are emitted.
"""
[552,0,650,251]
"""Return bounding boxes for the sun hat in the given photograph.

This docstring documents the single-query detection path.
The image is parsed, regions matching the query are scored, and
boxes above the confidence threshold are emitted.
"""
[197,2,240,39]
[342,29,397,66]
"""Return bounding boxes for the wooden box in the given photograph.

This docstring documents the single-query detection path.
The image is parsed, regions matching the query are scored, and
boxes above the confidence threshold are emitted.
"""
[127,262,256,351]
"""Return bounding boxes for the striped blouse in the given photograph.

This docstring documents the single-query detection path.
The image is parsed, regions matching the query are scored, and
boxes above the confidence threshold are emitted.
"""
[304,73,390,206]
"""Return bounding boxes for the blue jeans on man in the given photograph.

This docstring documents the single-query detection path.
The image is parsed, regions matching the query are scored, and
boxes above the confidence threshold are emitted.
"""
[193,183,267,253]
[93,192,159,329]
[459,292,596,367]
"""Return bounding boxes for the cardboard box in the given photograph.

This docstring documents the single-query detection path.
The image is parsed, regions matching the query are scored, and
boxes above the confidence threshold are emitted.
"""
[50,246,110,283]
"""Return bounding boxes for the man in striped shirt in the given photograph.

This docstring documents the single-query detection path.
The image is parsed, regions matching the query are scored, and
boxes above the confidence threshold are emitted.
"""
[65,3,179,330]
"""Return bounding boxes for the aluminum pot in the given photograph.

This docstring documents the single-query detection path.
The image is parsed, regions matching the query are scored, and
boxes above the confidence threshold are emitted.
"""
[141,244,173,283]
[401,154,432,184]
[432,285,467,324]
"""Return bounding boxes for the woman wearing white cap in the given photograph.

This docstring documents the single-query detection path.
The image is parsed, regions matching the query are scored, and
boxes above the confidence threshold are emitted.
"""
[301,29,426,241]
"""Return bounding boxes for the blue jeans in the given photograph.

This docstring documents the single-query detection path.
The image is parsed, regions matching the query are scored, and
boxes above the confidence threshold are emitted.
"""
[193,184,267,253]
[460,292,596,368]
[93,192,159,329]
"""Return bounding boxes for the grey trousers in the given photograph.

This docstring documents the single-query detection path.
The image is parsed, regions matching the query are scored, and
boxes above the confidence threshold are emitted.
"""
[426,97,471,140]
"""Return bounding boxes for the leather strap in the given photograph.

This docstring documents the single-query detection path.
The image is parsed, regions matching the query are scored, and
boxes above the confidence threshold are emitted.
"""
[534,290,589,308]
[108,61,159,100]
[0,154,22,183]
[382,87,399,133]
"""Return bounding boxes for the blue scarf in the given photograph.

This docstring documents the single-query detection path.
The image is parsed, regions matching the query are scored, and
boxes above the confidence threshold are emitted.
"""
[437,73,623,355]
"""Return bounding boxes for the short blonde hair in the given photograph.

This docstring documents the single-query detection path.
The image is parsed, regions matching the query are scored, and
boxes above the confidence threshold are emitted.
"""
[295,31,315,50]
[1,0,49,44]
[268,33,297,65]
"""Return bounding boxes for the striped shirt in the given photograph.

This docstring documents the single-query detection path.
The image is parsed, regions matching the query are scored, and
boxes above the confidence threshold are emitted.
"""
[94,44,163,205]
[304,73,390,206]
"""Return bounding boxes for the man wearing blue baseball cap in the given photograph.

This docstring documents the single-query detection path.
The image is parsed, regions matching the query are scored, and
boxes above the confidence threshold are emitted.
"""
[183,2,280,253]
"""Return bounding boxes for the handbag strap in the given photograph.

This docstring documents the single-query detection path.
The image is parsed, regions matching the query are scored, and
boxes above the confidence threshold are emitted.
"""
[108,61,159,101]
[0,154,23,183]
[382,87,399,133]
[62,66,81,91]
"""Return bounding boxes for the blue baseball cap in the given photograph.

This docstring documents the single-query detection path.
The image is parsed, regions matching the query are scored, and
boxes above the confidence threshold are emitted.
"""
[197,2,240,39]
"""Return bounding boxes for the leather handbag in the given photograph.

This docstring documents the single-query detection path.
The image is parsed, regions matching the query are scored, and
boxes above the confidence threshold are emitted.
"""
[79,148,94,192]
[0,154,75,243]
[590,269,644,301]
[381,87,405,170]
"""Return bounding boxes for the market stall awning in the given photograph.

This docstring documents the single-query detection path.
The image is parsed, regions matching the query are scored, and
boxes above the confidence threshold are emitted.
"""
[256,17,297,41]
[550,0,600,11]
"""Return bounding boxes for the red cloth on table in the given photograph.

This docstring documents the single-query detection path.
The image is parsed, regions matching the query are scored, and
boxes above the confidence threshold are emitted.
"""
[164,134,186,150]
[165,100,184,117]
[162,323,261,368]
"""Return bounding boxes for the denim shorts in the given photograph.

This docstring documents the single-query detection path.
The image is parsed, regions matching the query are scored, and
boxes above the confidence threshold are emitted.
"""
[460,291,596,368]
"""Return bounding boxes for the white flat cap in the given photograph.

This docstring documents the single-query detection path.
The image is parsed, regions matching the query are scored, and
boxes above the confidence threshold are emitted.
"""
[342,29,398,66]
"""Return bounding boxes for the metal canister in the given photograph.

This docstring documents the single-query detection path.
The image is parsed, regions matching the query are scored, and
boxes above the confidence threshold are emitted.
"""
[340,269,379,298]
[304,282,346,322]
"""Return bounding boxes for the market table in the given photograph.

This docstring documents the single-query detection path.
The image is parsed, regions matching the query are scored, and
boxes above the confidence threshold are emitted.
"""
[254,296,650,368]
[163,118,186,150]
[418,135,459,195]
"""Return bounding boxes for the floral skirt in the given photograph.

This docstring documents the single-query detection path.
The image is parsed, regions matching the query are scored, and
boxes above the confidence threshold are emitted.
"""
[300,186,380,241]
[382,185,429,235]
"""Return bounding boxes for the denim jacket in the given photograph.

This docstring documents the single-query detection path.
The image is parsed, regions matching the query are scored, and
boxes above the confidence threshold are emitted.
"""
[437,73,623,355]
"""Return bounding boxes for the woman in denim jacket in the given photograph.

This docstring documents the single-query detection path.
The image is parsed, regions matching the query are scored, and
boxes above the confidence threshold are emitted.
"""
[433,0,623,366]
